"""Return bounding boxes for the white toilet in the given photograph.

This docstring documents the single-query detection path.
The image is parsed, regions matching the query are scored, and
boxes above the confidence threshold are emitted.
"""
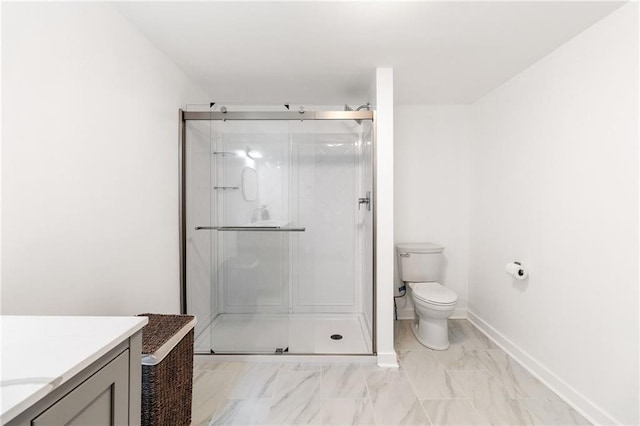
[397,243,458,350]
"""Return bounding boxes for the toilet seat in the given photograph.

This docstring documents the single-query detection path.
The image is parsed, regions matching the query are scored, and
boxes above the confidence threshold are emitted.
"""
[409,282,457,306]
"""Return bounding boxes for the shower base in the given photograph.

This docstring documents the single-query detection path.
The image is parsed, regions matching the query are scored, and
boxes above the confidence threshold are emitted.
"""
[194,313,372,355]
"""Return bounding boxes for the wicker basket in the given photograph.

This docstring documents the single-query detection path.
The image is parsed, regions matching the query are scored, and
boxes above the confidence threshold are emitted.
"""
[138,313,196,426]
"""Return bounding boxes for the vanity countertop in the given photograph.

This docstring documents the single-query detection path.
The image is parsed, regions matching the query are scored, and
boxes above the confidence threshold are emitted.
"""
[0,315,148,424]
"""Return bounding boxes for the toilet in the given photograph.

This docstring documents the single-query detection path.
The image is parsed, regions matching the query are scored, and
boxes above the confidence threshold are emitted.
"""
[397,243,458,350]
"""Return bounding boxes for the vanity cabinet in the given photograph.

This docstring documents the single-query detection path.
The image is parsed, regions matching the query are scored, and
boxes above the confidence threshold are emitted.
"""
[2,317,146,426]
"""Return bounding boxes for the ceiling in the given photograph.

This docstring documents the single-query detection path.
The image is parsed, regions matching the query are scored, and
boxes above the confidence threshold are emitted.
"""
[114,1,625,105]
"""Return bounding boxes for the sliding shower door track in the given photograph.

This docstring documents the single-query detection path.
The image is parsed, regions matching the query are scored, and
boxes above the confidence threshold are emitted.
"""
[182,110,373,121]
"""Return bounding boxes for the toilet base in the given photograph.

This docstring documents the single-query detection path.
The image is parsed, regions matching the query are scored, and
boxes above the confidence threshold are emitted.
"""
[411,314,450,350]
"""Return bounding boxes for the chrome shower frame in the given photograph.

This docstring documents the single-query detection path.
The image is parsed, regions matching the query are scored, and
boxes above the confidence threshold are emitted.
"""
[178,108,378,355]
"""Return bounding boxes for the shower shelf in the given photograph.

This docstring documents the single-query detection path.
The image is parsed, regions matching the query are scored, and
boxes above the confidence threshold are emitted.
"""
[213,186,239,190]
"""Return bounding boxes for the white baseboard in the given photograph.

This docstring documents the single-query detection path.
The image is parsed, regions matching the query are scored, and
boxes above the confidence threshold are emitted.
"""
[377,351,399,368]
[467,310,619,426]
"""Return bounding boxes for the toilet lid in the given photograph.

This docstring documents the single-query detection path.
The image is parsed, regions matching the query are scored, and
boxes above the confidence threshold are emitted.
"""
[411,282,458,305]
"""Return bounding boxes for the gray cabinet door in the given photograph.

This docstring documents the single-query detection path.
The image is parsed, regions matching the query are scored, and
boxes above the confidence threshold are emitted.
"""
[32,350,129,426]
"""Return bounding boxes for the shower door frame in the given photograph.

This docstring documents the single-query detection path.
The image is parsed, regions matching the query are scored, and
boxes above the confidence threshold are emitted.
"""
[178,109,377,355]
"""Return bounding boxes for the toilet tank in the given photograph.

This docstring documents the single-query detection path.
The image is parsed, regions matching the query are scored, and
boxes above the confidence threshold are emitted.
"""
[397,243,444,282]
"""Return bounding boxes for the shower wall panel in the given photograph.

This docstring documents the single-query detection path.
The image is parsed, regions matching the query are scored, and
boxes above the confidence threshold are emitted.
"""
[292,121,360,313]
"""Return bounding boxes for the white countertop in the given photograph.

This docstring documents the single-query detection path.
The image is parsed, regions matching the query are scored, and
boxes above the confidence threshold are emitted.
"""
[1,315,148,424]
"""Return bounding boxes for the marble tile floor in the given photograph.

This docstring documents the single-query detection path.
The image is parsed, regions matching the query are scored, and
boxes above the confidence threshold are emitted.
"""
[191,319,591,425]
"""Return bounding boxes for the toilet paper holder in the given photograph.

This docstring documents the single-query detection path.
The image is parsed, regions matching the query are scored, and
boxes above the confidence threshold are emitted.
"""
[513,262,525,277]
[506,261,528,279]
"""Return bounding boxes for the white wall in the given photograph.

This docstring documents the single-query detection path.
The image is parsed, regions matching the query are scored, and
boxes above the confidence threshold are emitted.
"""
[1,3,208,315]
[394,106,471,318]
[469,3,638,424]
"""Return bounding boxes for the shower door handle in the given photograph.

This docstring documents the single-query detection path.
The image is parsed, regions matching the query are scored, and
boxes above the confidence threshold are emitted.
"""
[358,191,371,211]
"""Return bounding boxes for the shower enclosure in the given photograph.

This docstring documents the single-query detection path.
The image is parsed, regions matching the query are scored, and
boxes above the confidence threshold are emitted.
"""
[180,108,374,355]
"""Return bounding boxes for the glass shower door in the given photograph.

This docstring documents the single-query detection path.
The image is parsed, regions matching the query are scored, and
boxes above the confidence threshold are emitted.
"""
[185,119,215,354]
[210,120,294,353]
[184,112,374,355]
